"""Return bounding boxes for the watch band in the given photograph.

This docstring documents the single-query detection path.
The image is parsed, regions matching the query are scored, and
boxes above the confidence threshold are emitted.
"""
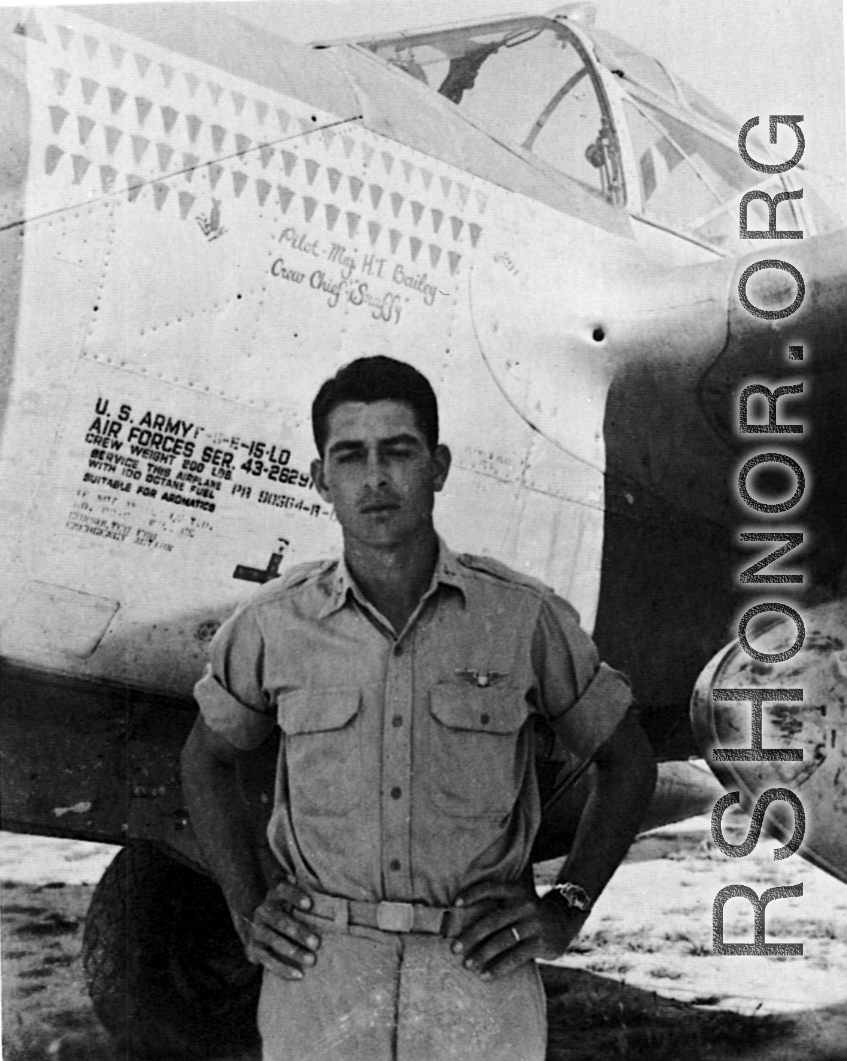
[549,881,592,912]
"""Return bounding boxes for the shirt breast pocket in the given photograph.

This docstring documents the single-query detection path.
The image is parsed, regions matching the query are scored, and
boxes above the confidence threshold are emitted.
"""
[427,683,529,820]
[278,688,363,817]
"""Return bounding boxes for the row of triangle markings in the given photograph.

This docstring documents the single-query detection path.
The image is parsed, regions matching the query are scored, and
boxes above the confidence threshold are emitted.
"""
[45,77,490,220]
[41,145,472,272]
[44,77,483,212]
[29,17,489,215]
[42,138,484,253]
[44,37,316,136]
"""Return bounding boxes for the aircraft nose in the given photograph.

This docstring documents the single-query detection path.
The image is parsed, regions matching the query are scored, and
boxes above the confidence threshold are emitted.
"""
[600,227,847,539]
[470,217,846,561]
[699,229,847,438]
[591,229,846,770]
[696,229,847,579]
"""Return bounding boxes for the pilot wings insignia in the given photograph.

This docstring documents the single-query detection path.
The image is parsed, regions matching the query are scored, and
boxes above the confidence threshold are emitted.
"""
[454,669,509,689]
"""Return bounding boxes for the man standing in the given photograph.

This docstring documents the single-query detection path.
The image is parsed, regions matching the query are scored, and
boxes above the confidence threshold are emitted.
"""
[182,356,656,1061]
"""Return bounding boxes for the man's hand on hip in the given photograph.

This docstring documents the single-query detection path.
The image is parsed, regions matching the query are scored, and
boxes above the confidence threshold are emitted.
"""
[239,879,321,980]
[451,881,587,980]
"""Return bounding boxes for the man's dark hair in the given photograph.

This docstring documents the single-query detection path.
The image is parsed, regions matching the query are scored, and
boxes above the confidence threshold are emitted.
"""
[312,356,439,456]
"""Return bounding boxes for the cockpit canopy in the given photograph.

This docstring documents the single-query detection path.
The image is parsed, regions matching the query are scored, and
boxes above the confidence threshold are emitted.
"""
[357,15,810,253]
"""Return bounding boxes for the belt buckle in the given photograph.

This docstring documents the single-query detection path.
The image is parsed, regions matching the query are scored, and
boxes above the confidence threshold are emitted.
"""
[376,900,415,933]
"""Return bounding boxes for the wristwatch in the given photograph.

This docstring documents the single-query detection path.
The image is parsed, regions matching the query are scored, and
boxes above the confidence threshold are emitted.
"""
[549,881,593,913]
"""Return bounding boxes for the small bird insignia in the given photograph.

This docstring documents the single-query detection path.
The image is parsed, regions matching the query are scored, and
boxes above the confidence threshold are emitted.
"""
[196,198,226,241]
[455,669,508,688]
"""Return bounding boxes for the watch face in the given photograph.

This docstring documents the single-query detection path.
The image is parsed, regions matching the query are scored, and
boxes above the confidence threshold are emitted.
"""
[556,883,591,911]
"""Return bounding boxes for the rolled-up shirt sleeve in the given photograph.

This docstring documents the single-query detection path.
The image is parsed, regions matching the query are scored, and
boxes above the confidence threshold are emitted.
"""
[194,605,276,751]
[531,593,632,761]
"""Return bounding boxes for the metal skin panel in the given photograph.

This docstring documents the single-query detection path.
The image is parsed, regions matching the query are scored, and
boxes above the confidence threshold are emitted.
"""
[0,2,845,875]
[0,660,277,864]
[0,5,606,705]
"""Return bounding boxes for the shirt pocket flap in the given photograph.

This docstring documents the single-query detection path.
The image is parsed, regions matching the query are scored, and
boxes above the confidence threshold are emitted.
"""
[430,683,526,734]
[278,688,360,735]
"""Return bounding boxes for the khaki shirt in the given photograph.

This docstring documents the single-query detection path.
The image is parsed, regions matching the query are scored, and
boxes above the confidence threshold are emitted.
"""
[194,541,632,906]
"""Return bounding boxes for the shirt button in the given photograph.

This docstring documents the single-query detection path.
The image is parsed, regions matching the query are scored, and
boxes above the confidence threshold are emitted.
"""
[390,786,402,799]
[393,642,404,656]
[480,713,490,725]
[392,715,403,728]
[389,859,401,871]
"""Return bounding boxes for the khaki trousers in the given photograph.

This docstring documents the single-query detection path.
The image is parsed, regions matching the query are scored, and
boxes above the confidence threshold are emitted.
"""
[257,910,547,1061]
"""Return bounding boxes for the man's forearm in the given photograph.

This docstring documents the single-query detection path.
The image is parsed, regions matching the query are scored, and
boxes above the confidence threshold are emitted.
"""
[555,715,657,903]
[451,713,656,978]
[181,720,268,934]
[181,719,324,978]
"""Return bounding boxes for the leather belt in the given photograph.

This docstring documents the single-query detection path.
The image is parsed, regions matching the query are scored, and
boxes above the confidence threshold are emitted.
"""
[305,891,475,937]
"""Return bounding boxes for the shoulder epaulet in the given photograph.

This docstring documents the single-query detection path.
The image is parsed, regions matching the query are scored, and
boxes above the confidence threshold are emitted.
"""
[237,557,337,611]
[456,553,552,595]
[278,557,337,590]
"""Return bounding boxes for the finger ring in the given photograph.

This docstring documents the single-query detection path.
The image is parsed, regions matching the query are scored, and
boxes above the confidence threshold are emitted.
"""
[511,926,521,944]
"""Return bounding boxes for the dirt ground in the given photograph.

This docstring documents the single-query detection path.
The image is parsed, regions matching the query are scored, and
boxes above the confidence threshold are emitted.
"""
[2,818,846,1061]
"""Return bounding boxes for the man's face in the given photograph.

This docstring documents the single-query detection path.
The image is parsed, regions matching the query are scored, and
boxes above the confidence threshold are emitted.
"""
[311,400,450,551]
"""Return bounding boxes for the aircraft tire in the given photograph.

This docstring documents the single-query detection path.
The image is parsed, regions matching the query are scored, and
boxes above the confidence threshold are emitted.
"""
[82,841,261,1059]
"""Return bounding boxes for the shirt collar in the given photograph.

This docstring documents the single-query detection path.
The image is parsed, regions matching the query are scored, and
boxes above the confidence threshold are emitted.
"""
[317,536,467,621]
[432,538,467,599]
